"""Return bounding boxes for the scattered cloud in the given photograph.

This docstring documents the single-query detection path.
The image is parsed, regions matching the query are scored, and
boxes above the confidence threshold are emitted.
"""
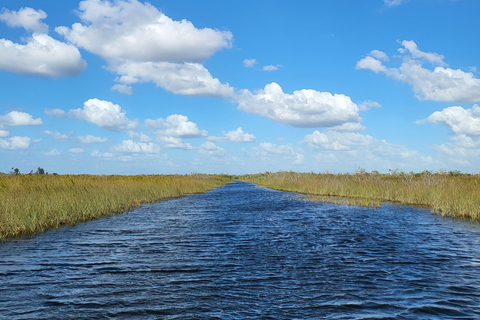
[257,142,304,165]
[263,64,283,72]
[198,141,226,156]
[383,0,409,7]
[357,40,480,102]
[57,0,232,96]
[43,130,69,140]
[157,136,193,149]
[235,82,362,128]
[69,98,137,130]
[127,131,153,143]
[111,84,133,95]
[44,108,67,118]
[0,111,43,126]
[78,134,109,144]
[0,7,48,33]
[112,61,233,97]
[0,136,31,149]
[243,58,258,68]
[0,128,10,138]
[68,148,85,153]
[110,140,160,154]
[0,7,86,78]
[208,127,256,143]
[43,148,62,156]
[146,114,207,138]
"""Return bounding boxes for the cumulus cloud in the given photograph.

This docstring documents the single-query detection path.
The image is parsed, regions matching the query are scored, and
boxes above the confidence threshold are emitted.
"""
[110,140,160,154]
[69,98,137,130]
[383,0,408,7]
[243,58,258,68]
[127,131,152,143]
[57,0,232,96]
[235,82,361,128]
[0,7,48,33]
[43,149,62,156]
[78,134,109,143]
[157,136,193,149]
[112,61,233,97]
[0,7,86,78]
[356,40,480,102]
[425,104,480,136]
[44,108,67,118]
[43,130,69,140]
[0,128,10,138]
[257,142,304,165]
[0,111,43,126]
[263,64,283,72]
[146,114,207,138]
[111,84,133,95]
[198,141,226,157]
[69,148,85,153]
[0,136,31,149]
[420,104,480,149]
[208,127,256,143]
[303,130,420,160]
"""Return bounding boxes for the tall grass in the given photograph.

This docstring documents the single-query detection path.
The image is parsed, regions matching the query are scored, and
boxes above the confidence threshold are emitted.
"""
[239,171,480,221]
[0,174,232,240]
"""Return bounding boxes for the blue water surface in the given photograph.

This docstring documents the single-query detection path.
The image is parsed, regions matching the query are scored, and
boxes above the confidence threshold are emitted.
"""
[1,181,480,319]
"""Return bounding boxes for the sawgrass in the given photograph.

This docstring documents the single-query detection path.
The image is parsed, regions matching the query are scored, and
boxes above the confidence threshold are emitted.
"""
[0,174,232,240]
[238,171,480,221]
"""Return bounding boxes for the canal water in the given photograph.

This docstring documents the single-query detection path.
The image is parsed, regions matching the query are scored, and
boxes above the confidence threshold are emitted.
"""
[1,181,480,319]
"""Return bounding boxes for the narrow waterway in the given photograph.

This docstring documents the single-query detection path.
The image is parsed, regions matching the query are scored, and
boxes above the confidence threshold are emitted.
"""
[1,181,480,319]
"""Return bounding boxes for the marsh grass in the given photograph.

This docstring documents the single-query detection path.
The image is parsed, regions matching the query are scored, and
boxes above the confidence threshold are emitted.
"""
[239,171,480,221]
[0,174,232,240]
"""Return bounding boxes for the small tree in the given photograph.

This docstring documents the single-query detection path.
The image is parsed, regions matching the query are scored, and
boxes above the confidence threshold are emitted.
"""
[11,167,20,175]
[36,167,45,175]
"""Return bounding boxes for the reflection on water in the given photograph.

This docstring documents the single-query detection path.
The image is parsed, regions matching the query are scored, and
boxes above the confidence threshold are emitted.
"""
[1,182,480,319]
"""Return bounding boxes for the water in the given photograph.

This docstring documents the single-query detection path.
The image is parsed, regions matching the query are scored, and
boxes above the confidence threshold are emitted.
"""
[1,181,480,319]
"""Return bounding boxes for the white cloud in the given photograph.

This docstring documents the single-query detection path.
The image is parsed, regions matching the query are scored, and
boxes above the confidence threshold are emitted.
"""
[235,82,361,128]
[69,148,85,153]
[57,0,232,63]
[111,84,133,95]
[383,0,408,7]
[0,7,86,78]
[44,108,67,117]
[43,148,62,156]
[368,50,389,61]
[0,7,48,33]
[43,130,69,140]
[329,123,366,132]
[209,127,256,143]
[112,61,233,97]
[69,98,137,130]
[146,114,207,138]
[243,58,258,68]
[0,136,31,149]
[257,142,304,165]
[426,105,480,136]
[78,134,109,143]
[127,131,152,143]
[0,128,10,138]
[198,141,226,156]
[157,136,193,149]
[0,111,43,126]
[110,140,160,154]
[357,40,480,102]
[304,130,421,160]
[56,0,232,97]
[263,64,283,72]
[359,100,382,111]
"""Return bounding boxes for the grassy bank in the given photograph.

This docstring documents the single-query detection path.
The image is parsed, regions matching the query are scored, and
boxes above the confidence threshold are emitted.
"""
[238,171,480,221]
[0,174,232,240]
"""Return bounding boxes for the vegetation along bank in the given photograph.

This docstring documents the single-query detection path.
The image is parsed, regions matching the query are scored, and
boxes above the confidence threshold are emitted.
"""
[238,171,480,222]
[0,174,232,240]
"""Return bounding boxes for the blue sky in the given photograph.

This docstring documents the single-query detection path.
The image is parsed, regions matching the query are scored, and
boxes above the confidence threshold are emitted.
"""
[1,0,480,174]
